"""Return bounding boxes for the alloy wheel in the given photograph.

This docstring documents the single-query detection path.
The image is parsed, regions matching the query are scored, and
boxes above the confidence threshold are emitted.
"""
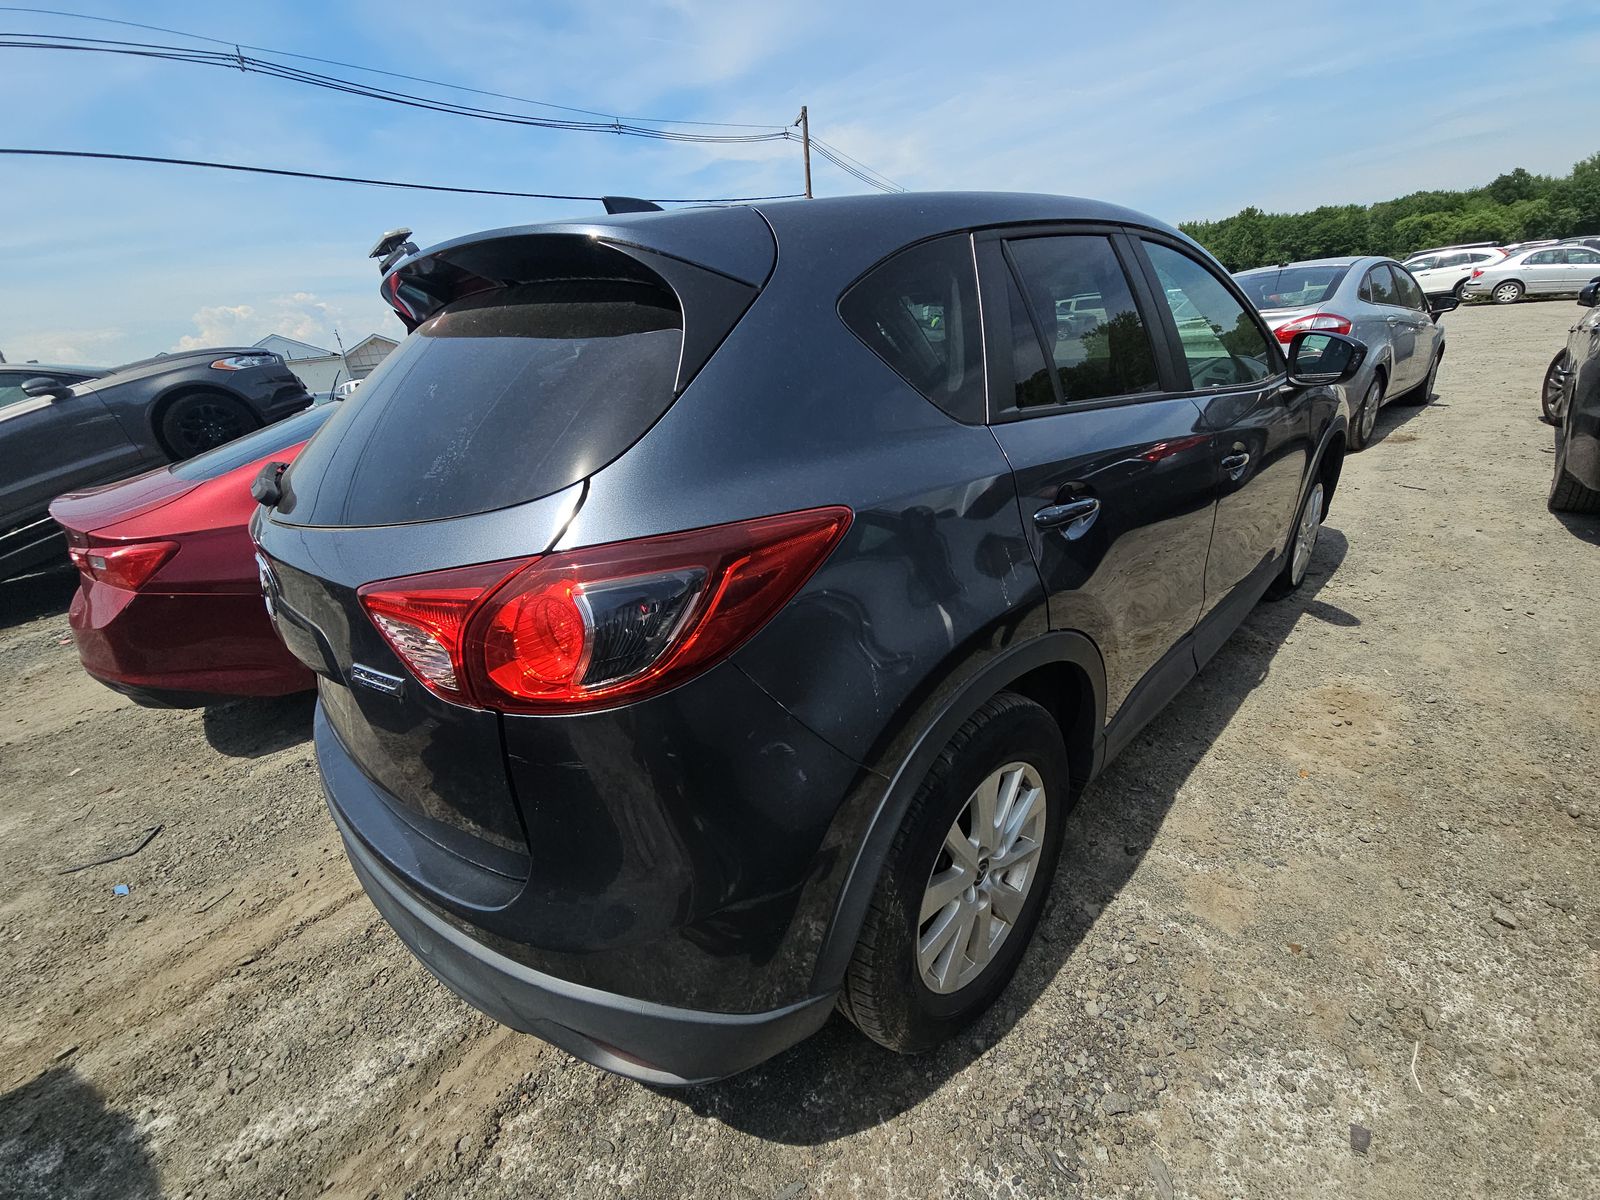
[1360,382,1380,442]
[1291,481,1324,586]
[917,761,1046,995]
[173,400,247,455]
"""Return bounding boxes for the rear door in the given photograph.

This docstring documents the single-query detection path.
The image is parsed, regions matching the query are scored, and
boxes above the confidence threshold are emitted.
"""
[1364,264,1419,389]
[1134,237,1306,660]
[1389,264,1440,378]
[978,229,1215,723]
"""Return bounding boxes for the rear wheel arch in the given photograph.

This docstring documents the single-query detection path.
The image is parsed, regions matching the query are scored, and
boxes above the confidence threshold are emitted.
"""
[809,631,1105,996]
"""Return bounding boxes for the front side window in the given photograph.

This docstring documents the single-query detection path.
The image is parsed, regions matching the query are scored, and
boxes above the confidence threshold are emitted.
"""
[1392,267,1428,311]
[1407,256,1440,272]
[839,234,984,422]
[1003,235,1158,408]
[1566,248,1600,265]
[0,372,31,410]
[1144,242,1272,389]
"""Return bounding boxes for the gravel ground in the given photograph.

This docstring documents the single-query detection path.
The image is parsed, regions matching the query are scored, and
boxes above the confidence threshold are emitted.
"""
[2,299,1597,1200]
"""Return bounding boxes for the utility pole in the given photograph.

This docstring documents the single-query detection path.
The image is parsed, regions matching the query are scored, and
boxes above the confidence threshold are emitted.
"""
[794,105,812,199]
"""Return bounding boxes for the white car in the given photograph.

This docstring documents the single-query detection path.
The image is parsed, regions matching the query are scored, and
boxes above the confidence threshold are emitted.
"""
[1461,244,1600,305]
[1402,248,1505,299]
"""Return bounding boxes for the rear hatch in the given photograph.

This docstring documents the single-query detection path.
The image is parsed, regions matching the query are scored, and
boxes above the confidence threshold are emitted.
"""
[253,219,774,880]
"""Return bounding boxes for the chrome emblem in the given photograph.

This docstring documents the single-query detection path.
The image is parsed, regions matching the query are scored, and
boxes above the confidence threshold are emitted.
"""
[350,664,405,697]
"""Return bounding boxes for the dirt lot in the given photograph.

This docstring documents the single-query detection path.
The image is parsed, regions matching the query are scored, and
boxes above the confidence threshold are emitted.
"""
[3,299,1598,1200]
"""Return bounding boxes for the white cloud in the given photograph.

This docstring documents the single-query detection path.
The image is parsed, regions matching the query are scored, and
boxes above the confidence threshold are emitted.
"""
[174,292,346,352]
[3,327,125,366]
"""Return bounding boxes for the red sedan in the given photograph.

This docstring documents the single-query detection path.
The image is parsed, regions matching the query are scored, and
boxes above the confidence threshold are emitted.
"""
[49,404,334,707]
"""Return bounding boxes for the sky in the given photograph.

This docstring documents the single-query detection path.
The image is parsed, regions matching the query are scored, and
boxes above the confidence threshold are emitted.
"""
[0,0,1593,366]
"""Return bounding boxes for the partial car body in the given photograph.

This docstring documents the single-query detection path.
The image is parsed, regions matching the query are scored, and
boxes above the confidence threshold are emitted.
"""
[252,194,1361,1084]
[49,404,333,706]
[1545,276,1600,513]
[1462,244,1600,304]
[1234,256,1451,449]
[1,346,313,580]
[1402,247,1506,300]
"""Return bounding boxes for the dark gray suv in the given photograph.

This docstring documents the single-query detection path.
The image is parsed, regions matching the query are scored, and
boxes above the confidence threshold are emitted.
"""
[252,194,1363,1084]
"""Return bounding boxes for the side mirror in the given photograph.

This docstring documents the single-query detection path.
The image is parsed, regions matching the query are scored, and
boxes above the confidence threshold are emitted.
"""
[1579,276,1600,308]
[22,376,74,401]
[1427,295,1460,319]
[1286,331,1367,387]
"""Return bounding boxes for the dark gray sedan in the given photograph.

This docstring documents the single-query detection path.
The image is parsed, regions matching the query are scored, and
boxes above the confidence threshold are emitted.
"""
[1234,256,1455,450]
[1,346,312,579]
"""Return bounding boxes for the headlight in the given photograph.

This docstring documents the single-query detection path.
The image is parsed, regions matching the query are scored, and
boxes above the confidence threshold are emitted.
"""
[210,354,277,371]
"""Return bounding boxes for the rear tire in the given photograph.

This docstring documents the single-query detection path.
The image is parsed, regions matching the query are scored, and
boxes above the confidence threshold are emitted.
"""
[1451,279,1467,300]
[159,390,258,460]
[839,693,1068,1054]
[1491,279,1524,305]
[1348,375,1383,451]
[1549,427,1600,515]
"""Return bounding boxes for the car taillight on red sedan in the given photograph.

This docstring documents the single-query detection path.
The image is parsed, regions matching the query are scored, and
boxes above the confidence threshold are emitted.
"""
[358,507,853,714]
[68,541,178,591]
[1274,312,1352,345]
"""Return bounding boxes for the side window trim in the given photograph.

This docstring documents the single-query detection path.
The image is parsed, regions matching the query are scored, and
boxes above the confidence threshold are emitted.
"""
[1127,233,1287,392]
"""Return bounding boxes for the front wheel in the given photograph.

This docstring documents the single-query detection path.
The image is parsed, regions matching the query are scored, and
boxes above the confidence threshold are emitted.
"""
[1265,478,1325,600]
[839,693,1068,1054]
[1491,279,1525,305]
[159,391,258,460]
[1541,351,1568,426]
[1452,278,1468,300]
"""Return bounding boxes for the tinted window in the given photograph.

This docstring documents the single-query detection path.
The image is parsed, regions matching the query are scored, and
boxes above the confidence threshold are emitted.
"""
[277,280,683,527]
[1234,265,1349,310]
[1145,242,1272,389]
[839,234,984,422]
[0,372,30,410]
[171,402,335,481]
[1406,256,1440,272]
[1566,248,1600,265]
[1526,250,1559,265]
[1391,267,1428,311]
[1004,235,1158,407]
[1366,265,1401,306]
[1004,273,1056,408]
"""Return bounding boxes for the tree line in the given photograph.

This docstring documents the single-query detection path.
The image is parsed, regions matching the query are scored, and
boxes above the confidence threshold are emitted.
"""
[1181,153,1600,272]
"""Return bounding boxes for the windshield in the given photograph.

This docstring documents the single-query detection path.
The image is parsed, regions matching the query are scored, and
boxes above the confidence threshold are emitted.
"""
[170,402,335,481]
[1234,266,1350,310]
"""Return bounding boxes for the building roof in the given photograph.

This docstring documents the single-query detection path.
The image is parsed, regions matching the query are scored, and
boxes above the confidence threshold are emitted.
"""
[349,333,398,354]
[254,333,334,359]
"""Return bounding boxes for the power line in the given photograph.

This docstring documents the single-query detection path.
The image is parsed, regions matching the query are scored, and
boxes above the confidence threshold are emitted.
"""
[0,5,789,130]
[0,35,796,144]
[812,136,904,192]
[0,148,804,203]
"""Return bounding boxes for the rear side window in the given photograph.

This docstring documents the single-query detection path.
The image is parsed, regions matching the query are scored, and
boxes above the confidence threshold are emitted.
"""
[839,235,984,422]
[1003,235,1159,407]
[276,280,683,527]
[171,403,334,481]
[1144,242,1272,389]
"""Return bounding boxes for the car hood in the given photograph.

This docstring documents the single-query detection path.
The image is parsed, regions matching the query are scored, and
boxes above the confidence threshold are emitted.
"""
[49,466,195,534]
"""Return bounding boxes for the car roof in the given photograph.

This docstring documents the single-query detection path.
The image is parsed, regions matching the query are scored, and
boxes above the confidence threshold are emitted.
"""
[391,191,1193,289]
[1234,256,1378,275]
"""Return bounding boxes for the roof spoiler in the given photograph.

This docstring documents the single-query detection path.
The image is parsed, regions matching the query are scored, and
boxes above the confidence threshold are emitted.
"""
[601,196,662,214]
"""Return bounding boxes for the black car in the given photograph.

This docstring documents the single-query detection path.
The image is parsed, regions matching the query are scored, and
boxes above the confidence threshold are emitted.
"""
[1544,275,1600,514]
[0,346,312,579]
[252,193,1365,1084]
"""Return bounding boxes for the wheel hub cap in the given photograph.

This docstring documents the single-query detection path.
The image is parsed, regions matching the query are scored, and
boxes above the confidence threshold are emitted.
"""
[917,761,1047,995]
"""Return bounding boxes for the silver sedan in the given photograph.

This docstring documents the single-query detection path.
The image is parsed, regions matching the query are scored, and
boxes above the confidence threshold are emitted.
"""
[1461,244,1600,304]
[1234,256,1450,450]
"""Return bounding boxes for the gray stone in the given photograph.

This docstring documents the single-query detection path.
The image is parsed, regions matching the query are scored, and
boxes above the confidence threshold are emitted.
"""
[1492,908,1518,929]
[1144,1152,1176,1200]
[1350,1124,1372,1155]
[1101,1091,1134,1115]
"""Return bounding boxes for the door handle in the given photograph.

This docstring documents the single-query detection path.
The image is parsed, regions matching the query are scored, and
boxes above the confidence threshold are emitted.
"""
[1221,451,1250,477]
[1033,497,1101,539]
[1385,315,1399,324]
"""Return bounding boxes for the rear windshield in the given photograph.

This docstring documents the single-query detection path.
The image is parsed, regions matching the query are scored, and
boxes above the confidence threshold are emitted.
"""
[1234,266,1349,310]
[170,402,334,481]
[274,280,683,527]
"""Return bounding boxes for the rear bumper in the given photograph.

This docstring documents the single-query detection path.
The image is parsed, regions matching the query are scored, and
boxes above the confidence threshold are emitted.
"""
[69,580,314,699]
[331,798,835,1085]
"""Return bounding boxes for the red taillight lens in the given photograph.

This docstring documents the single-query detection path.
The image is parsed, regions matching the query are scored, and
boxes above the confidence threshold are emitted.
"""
[358,507,852,713]
[1470,268,1484,278]
[70,541,177,590]
[1274,312,1352,345]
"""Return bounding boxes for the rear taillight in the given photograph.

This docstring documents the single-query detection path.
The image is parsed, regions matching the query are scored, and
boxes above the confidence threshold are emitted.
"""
[358,507,853,713]
[69,541,178,590]
[1470,268,1485,279]
[1274,312,1352,345]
